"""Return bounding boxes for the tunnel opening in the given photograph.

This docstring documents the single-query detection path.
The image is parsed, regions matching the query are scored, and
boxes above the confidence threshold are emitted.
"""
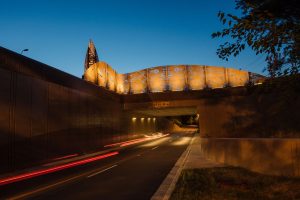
[131,106,200,134]
[166,115,199,128]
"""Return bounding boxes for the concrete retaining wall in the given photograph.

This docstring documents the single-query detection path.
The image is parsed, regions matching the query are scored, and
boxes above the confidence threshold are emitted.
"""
[200,138,300,176]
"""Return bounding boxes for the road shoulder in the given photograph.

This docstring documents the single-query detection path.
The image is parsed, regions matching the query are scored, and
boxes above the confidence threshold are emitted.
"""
[151,133,223,200]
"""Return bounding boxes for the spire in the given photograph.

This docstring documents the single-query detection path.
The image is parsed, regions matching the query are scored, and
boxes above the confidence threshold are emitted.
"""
[84,39,99,71]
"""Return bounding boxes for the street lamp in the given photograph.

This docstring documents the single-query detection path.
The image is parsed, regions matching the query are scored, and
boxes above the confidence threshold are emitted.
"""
[21,49,29,55]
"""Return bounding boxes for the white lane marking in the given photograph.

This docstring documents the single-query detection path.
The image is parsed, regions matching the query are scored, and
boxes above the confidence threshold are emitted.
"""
[9,170,91,200]
[87,165,118,178]
[151,146,159,150]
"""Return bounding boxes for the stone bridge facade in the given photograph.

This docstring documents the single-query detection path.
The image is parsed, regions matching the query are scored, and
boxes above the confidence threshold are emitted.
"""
[84,62,264,94]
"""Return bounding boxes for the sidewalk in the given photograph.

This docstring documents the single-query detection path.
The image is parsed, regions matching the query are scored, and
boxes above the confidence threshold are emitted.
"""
[151,133,223,200]
[183,135,224,169]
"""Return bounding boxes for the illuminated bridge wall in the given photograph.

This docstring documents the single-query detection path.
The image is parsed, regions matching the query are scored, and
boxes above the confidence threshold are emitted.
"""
[84,62,262,94]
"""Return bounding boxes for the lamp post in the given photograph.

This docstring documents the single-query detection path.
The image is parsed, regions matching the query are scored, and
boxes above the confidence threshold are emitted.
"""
[21,49,29,55]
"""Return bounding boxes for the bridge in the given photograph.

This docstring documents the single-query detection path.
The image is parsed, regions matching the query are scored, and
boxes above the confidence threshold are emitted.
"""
[83,41,264,94]
[3,44,300,199]
[0,44,266,174]
[82,40,265,137]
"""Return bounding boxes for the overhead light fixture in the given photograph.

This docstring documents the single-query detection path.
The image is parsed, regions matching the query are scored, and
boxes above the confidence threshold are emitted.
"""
[21,49,29,55]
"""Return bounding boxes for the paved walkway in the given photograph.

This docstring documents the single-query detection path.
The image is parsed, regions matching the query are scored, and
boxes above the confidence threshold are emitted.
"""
[183,135,224,169]
[151,133,223,200]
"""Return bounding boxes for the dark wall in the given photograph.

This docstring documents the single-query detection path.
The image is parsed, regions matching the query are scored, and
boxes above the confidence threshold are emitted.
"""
[0,47,173,174]
[200,138,300,177]
[197,77,300,138]
[0,46,117,100]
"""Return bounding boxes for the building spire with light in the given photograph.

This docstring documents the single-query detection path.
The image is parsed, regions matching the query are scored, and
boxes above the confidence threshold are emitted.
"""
[84,39,99,72]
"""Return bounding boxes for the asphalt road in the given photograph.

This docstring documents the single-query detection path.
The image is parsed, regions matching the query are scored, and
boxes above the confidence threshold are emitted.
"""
[1,132,193,200]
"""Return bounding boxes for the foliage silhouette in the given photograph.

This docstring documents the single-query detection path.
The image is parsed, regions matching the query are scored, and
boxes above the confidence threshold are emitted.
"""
[212,0,300,77]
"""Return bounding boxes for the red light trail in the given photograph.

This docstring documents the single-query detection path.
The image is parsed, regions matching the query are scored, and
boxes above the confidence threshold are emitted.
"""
[0,152,119,186]
[52,154,79,161]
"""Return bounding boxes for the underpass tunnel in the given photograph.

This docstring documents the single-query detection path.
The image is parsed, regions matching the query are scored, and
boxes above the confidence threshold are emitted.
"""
[131,106,200,134]
[166,114,199,128]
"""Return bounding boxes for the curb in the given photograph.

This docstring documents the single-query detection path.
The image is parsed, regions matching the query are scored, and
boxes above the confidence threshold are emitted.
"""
[151,135,196,200]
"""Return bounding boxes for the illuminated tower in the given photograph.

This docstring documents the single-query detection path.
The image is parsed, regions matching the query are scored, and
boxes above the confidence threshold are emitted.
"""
[84,39,99,72]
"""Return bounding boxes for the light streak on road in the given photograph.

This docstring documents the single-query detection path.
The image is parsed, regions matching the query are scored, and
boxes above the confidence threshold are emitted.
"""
[171,137,191,146]
[0,152,119,186]
[105,134,170,148]
[87,165,118,178]
[120,134,169,147]
[52,154,79,161]
[140,138,169,147]
[104,138,144,148]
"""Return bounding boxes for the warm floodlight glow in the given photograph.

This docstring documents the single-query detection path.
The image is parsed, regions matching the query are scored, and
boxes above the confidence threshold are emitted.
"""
[84,61,257,94]
[205,66,226,89]
[107,66,116,91]
[188,65,206,90]
[148,66,166,92]
[168,65,186,91]
[132,117,137,122]
[227,68,249,86]
[129,70,147,94]
[141,117,145,122]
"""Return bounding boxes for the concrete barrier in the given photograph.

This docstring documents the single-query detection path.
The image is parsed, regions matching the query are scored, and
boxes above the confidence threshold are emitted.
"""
[200,138,300,177]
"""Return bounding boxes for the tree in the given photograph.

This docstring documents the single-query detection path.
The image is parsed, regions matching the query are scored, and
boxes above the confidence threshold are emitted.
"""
[212,0,300,77]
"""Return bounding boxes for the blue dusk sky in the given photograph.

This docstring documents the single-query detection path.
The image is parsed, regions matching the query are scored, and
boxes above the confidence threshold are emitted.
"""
[0,0,267,77]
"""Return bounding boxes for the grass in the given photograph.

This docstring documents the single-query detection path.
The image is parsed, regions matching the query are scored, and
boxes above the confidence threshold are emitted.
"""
[171,167,300,200]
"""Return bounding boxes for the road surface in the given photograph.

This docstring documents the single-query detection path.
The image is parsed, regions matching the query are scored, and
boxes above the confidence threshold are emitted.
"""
[1,132,193,200]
